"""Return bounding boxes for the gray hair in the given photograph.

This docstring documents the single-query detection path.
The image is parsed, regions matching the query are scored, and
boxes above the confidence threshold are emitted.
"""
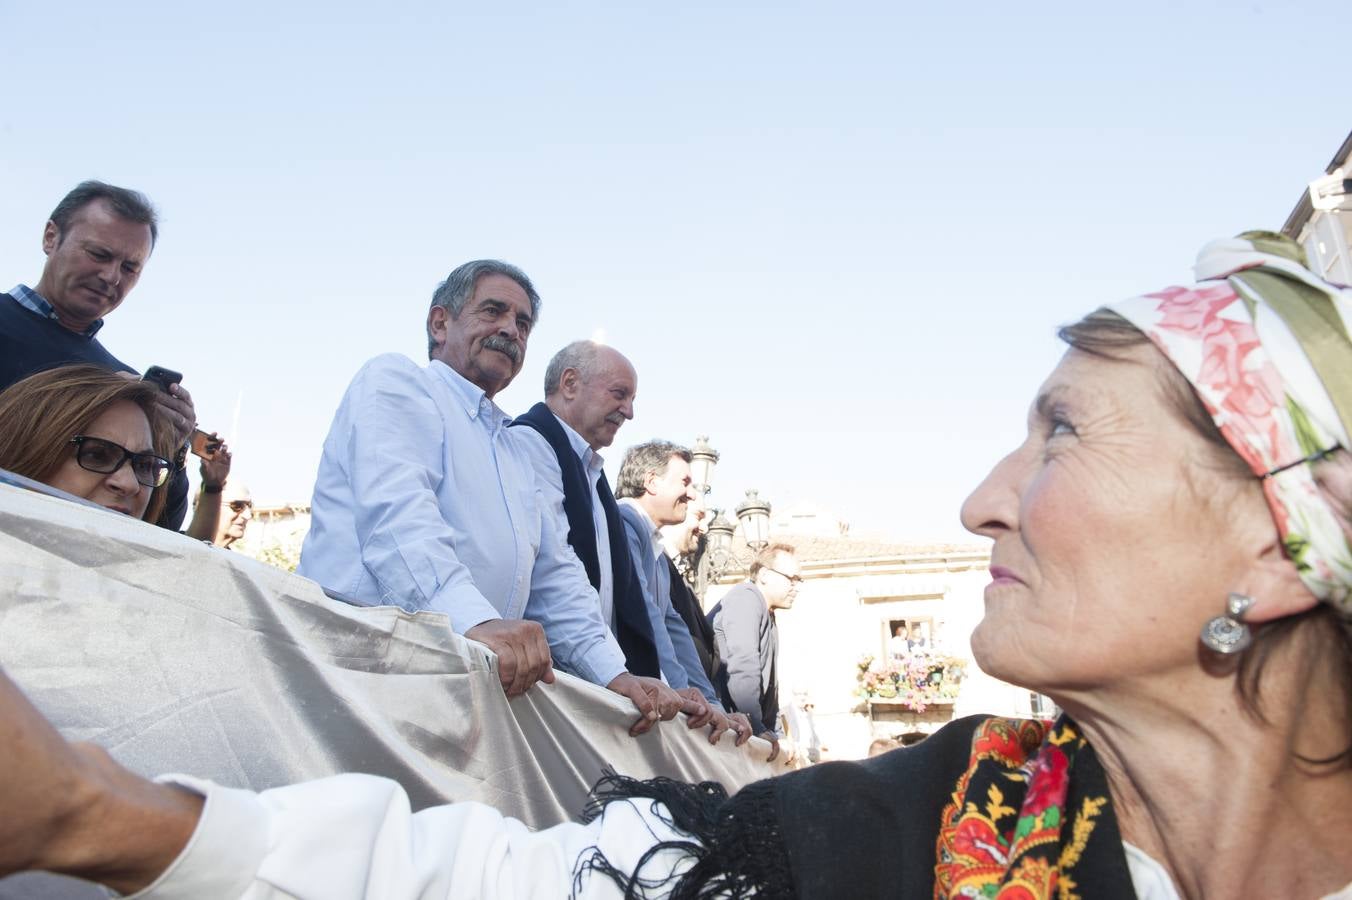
[426,260,541,358]
[615,440,692,499]
[543,340,607,396]
[50,180,159,248]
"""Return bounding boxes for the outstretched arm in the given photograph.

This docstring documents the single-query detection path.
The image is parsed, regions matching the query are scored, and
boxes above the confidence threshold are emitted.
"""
[0,667,202,895]
[0,667,695,898]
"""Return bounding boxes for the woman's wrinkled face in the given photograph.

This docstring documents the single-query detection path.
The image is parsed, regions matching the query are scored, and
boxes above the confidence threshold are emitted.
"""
[959,345,1266,695]
[47,400,155,519]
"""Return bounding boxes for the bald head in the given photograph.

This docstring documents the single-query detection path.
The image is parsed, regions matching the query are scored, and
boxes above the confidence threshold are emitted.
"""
[544,341,637,450]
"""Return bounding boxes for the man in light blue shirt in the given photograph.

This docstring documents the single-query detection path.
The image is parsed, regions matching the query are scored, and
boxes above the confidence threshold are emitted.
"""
[297,260,679,733]
[615,441,745,739]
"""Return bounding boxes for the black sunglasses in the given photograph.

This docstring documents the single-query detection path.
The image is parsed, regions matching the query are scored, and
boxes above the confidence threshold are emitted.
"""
[764,565,803,584]
[69,436,171,488]
[228,499,253,513]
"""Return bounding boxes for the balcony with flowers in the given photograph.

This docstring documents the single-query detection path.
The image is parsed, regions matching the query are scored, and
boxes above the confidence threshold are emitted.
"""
[856,651,966,717]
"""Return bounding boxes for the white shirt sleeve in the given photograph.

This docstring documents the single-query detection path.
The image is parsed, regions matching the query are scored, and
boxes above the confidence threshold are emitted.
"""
[129,773,695,900]
[522,474,628,687]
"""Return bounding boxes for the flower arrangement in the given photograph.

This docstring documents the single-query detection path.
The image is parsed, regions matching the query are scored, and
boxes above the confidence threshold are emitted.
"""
[856,651,966,713]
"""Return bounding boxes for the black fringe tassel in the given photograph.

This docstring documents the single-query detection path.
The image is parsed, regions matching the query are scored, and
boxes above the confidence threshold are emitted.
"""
[571,771,794,899]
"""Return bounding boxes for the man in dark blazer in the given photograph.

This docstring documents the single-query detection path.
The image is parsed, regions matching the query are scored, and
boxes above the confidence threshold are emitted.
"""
[708,542,802,761]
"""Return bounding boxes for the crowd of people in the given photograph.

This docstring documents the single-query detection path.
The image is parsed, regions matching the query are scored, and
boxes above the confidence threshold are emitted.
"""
[0,181,796,746]
[1,181,1350,898]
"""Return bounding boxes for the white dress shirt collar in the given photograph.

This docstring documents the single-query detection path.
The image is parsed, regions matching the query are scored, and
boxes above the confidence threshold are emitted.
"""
[428,359,508,425]
[551,412,605,474]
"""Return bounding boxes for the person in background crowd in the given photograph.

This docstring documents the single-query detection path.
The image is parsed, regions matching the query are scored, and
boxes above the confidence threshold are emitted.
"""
[868,736,902,757]
[188,471,252,549]
[889,622,910,659]
[615,441,750,746]
[708,542,802,762]
[2,233,1350,899]
[296,260,685,734]
[0,181,197,530]
[182,438,235,543]
[213,481,252,549]
[0,365,175,523]
[660,495,722,686]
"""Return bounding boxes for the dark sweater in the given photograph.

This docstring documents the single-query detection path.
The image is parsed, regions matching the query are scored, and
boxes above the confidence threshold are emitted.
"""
[667,556,719,684]
[510,402,660,678]
[0,293,189,529]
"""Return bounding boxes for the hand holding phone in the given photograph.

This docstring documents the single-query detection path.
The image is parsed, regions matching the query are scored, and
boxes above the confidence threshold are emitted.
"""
[141,366,183,393]
[140,366,195,445]
[190,429,224,461]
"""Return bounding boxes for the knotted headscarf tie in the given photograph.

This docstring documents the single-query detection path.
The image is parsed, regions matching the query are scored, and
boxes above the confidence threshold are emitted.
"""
[1108,232,1352,611]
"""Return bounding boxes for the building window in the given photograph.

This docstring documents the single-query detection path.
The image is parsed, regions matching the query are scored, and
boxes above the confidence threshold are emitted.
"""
[884,617,934,659]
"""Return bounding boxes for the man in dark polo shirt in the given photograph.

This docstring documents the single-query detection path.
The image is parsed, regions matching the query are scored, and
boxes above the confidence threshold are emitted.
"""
[1,181,197,529]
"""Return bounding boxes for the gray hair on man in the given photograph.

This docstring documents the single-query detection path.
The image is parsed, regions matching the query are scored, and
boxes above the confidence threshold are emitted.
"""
[543,339,609,396]
[425,259,542,358]
[615,440,693,500]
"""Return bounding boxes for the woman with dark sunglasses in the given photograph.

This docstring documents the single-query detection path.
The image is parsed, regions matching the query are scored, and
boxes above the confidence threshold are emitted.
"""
[0,364,176,523]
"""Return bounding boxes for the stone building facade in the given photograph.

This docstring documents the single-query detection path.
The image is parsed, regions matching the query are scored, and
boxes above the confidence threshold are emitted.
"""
[703,524,1045,761]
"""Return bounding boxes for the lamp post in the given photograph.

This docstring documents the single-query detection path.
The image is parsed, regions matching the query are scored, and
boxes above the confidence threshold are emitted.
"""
[690,435,719,496]
[735,489,771,552]
[684,435,773,598]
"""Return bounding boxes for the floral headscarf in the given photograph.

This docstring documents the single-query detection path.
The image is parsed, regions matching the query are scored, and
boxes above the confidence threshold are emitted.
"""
[1107,233,1352,612]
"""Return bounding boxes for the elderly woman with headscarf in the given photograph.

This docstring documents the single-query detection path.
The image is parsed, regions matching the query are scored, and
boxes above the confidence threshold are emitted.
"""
[0,233,1349,899]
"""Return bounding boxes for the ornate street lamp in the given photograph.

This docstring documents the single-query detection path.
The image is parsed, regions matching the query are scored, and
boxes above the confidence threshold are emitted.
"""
[689,435,719,496]
[680,437,774,599]
[694,510,737,600]
[705,510,736,559]
[735,489,771,552]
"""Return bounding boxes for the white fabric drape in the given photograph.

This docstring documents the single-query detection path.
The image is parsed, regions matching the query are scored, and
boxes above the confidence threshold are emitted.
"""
[0,482,782,899]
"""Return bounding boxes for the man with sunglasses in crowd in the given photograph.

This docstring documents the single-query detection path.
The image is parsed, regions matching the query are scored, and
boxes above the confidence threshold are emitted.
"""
[707,542,802,762]
[1,181,197,530]
[212,483,253,549]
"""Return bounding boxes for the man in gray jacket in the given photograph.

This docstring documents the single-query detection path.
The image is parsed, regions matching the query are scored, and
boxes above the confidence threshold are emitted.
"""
[707,542,801,761]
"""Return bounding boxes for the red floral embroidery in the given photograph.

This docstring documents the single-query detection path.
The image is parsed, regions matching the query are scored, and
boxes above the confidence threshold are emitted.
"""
[1020,745,1069,817]
[934,719,1107,900]
[952,817,1009,866]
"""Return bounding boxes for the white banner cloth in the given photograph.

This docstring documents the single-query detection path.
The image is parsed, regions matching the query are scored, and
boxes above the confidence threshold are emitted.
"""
[0,483,783,898]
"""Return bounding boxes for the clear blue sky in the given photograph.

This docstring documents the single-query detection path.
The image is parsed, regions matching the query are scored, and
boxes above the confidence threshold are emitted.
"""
[1,1,1345,540]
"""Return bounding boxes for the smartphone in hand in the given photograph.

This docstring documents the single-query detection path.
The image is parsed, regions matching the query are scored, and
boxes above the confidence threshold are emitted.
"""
[190,429,223,460]
[141,365,183,393]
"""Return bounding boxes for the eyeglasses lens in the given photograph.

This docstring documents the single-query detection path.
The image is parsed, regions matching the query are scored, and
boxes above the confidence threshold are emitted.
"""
[75,437,169,488]
[132,457,170,488]
[79,440,121,471]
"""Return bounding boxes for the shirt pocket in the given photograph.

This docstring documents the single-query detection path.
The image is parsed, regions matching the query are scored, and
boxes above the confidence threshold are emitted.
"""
[515,484,543,558]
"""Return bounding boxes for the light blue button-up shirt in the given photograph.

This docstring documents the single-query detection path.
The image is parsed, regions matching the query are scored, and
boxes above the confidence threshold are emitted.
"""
[514,414,615,630]
[617,499,722,707]
[297,354,627,687]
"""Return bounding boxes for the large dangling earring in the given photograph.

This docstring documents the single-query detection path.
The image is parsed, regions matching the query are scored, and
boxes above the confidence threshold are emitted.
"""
[1200,592,1255,654]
